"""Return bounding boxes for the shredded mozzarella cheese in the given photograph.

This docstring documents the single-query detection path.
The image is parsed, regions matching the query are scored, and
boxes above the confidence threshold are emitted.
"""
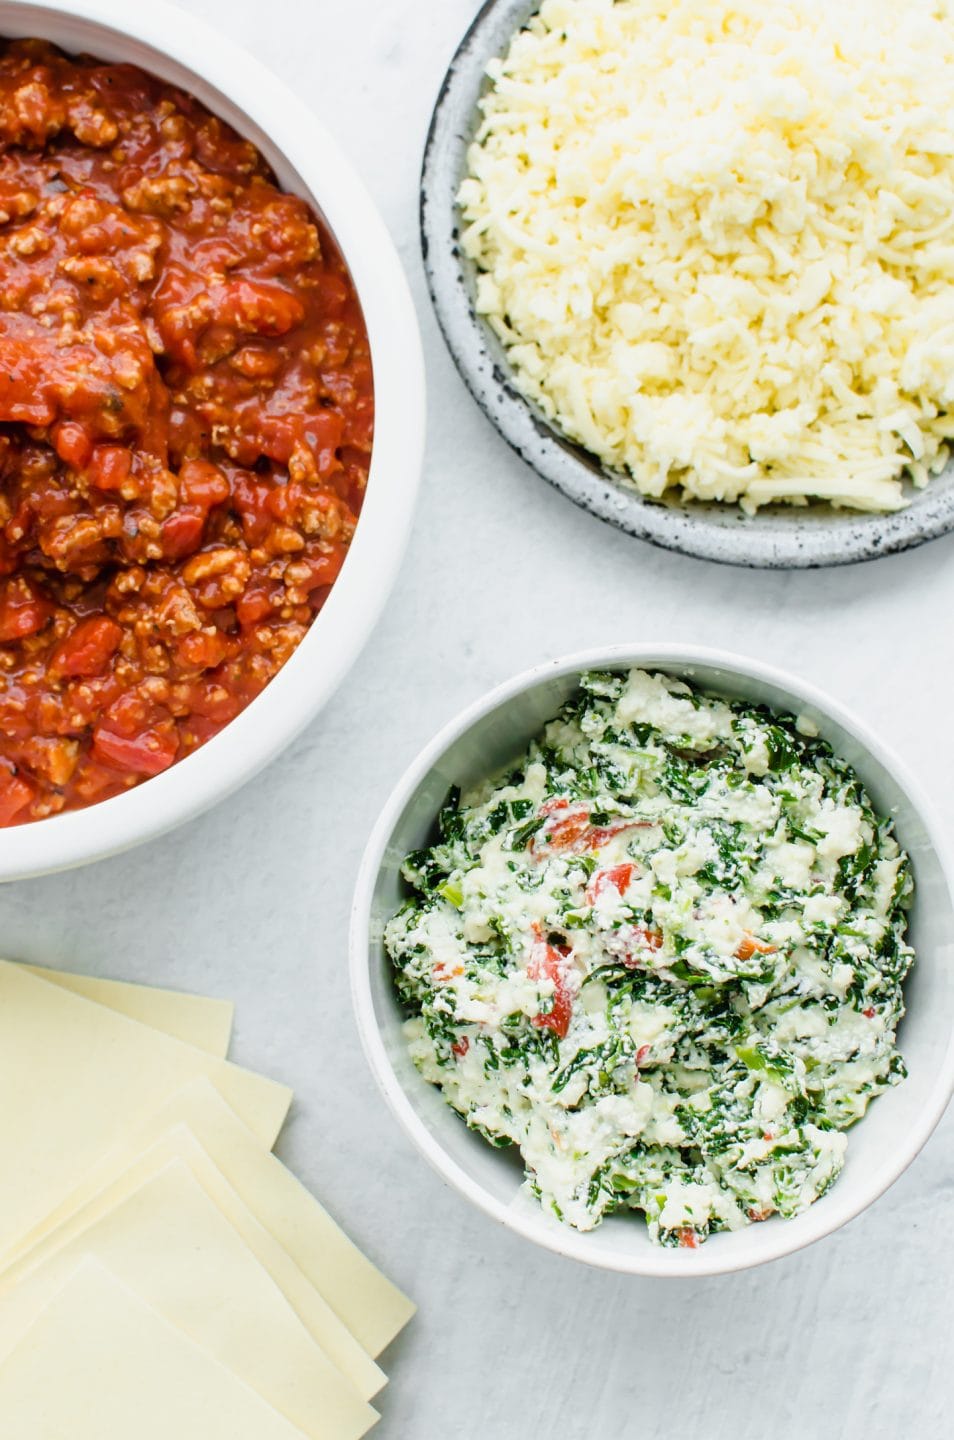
[459,0,954,512]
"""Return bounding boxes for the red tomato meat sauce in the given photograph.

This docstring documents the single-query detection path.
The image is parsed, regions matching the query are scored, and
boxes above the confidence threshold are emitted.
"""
[0,40,373,825]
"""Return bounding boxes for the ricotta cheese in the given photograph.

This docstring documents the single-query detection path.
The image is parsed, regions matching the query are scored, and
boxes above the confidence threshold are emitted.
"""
[387,670,914,1244]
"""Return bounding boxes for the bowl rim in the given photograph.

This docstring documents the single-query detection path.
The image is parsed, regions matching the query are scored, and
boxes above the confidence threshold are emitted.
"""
[419,0,954,571]
[351,642,954,1276]
[0,0,426,881]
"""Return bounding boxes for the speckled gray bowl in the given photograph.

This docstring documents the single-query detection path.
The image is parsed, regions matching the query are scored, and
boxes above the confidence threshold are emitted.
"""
[421,0,954,569]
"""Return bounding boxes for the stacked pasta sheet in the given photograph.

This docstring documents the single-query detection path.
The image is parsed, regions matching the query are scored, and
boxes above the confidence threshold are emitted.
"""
[0,960,413,1438]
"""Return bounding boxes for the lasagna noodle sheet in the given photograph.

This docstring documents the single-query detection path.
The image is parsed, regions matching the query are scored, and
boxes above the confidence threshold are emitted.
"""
[1,1120,385,1402]
[0,1259,311,1440]
[0,1159,377,1440]
[0,960,291,1258]
[8,1077,414,1357]
[22,963,235,1055]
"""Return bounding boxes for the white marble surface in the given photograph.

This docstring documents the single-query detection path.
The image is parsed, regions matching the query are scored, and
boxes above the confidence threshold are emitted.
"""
[2,1,953,1435]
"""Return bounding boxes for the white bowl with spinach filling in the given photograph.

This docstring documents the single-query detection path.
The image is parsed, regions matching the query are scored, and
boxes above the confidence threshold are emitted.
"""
[352,649,954,1275]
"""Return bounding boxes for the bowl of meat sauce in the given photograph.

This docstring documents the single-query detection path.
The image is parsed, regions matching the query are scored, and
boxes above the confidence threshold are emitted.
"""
[0,0,424,877]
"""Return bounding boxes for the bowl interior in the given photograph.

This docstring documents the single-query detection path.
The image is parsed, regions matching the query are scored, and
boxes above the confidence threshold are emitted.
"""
[364,653,954,1273]
[0,0,424,879]
[420,0,954,568]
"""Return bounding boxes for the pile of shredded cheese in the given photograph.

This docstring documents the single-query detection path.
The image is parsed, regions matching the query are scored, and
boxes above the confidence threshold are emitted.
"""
[459,0,954,512]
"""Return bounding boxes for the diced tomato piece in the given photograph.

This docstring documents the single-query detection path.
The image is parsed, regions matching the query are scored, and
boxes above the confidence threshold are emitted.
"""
[69,758,125,804]
[93,723,178,777]
[304,408,345,451]
[215,279,305,336]
[176,630,231,672]
[178,459,230,510]
[230,345,281,380]
[264,481,301,523]
[0,765,35,826]
[636,926,663,950]
[585,863,635,904]
[235,584,276,628]
[295,544,347,593]
[452,1036,470,1060]
[239,413,297,465]
[546,811,591,850]
[185,678,241,723]
[314,270,349,318]
[301,408,344,475]
[532,802,649,857]
[433,961,463,982]
[528,928,573,1039]
[49,615,122,677]
[233,474,273,546]
[88,444,132,491]
[736,934,777,962]
[677,1227,700,1249]
[92,694,178,777]
[162,508,206,558]
[0,576,53,643]
[529,804,590,852]
[51,420,93,470]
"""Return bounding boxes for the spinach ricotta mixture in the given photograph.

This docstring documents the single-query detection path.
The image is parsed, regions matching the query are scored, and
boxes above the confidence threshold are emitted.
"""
[386,669,914,1245]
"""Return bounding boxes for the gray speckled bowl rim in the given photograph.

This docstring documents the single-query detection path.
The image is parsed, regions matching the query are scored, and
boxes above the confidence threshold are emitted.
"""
[420,0,954,569]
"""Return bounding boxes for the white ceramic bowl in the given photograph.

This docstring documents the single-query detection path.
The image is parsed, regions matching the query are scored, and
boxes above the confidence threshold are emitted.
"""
[351,645,954,1276]
[0,0,425,881]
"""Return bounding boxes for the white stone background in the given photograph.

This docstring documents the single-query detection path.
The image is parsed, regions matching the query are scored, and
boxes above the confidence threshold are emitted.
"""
[2,1,952,1435]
